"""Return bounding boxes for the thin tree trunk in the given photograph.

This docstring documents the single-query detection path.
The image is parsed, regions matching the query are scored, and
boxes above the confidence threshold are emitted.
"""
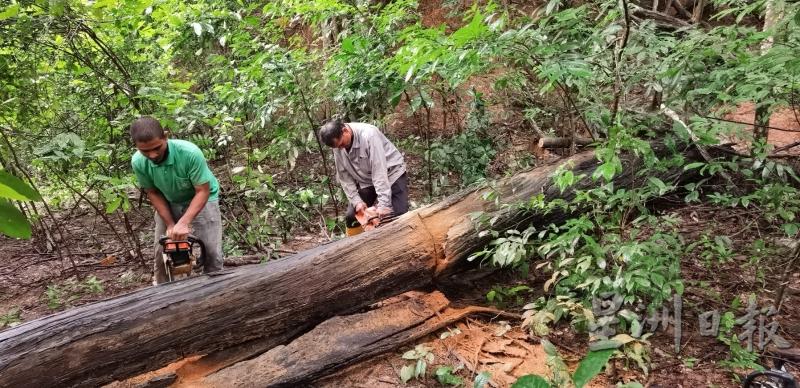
[0,126,77,274]
[290,70,341,223]
[691,0,706,23]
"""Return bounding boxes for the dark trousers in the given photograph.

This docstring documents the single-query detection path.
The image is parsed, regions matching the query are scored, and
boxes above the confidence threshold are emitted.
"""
[345,173,409,228]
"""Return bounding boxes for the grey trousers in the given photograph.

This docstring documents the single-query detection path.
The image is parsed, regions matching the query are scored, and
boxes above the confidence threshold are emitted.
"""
[153,200,224,284]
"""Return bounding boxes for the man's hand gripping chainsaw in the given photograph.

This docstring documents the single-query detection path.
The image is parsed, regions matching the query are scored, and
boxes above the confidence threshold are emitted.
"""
[355,206,399,231]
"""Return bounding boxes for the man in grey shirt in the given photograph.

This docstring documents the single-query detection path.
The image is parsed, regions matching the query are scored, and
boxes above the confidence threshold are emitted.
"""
[319,119,409,236]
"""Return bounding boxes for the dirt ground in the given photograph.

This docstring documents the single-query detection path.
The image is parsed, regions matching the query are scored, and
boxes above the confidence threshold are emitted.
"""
[642,204,800,387]
[723,103,800,156]
[0,206,155,324]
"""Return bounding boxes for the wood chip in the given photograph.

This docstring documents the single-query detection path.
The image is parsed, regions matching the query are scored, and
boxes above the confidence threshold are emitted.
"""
[99,255,117,266]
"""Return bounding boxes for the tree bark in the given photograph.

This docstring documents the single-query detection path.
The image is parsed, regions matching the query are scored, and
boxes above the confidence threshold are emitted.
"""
[201,291,517,387]
[207,291,423,386]
[0,144,709,387]
[671,0,692,19]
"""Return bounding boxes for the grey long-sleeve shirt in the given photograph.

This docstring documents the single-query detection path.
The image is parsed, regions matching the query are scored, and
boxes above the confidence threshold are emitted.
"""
[333,122,406,209]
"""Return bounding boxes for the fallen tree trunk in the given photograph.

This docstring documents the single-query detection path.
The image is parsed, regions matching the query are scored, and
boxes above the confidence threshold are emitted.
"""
[530,137,594,158]
[631,6,692,29]
[0,144,708,387]
[111,292,450,387]
[534,137,594,148]
[224,305,440,387]
[202,291,518,387]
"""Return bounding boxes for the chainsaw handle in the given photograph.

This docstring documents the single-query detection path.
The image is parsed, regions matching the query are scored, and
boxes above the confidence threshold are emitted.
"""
[159,235,206,266]
[189,236,205,260]
[159,235,200,245]
[366,212,398,228]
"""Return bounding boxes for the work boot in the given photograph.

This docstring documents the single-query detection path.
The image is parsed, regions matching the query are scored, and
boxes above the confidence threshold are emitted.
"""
[346,226,363,237]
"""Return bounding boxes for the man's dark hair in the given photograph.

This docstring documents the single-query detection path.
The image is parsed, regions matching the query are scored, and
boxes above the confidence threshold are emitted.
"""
[318,118,345,147]
[130,116,165,143]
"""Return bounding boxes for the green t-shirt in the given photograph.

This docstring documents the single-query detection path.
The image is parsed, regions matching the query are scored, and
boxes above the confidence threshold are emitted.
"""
[131,139,219,205]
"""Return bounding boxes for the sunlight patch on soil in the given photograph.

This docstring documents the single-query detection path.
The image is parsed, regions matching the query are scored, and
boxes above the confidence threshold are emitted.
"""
[723,103,800,154]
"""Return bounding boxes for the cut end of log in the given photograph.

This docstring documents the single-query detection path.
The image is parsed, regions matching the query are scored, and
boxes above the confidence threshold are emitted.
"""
[530,137,594,159]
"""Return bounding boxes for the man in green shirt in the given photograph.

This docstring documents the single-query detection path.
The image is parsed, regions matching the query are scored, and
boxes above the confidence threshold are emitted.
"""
[130,116,223,284]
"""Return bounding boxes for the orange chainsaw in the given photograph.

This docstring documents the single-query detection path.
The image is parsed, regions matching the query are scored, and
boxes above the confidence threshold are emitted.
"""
[158,235,205,282]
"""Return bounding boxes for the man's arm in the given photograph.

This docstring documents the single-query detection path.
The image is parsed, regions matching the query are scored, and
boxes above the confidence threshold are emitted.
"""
[335,152,365,210]
[169,183,210,240]
[145,188,176,235]
[368,134,393,212]
[171,143,215,239]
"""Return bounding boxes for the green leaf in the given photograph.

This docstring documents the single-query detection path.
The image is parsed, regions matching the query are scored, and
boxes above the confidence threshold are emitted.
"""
[567,66,591,78]
[545,0,560,15]
[541,339,558,356]
[782,223,799,237]
[105,197,122,213]
[92,0,117,9]
[473,371,491,388]
[191,22,203,36]
[511,375,551,388]
[0,199,31,239]
[0,3,20,20]
[587,339,622,351]
[435,366,464,386]
[0,171,41,201]
[399,364,415,383]
[414,358,427,378]
[49,0,65,16]
[593,162,615,181]
[451,11,485,47]
[341,36,355,53]
[683,162,705,171]
[573,349,615,388]
[647,177,668,194]
[405,66,418,84]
